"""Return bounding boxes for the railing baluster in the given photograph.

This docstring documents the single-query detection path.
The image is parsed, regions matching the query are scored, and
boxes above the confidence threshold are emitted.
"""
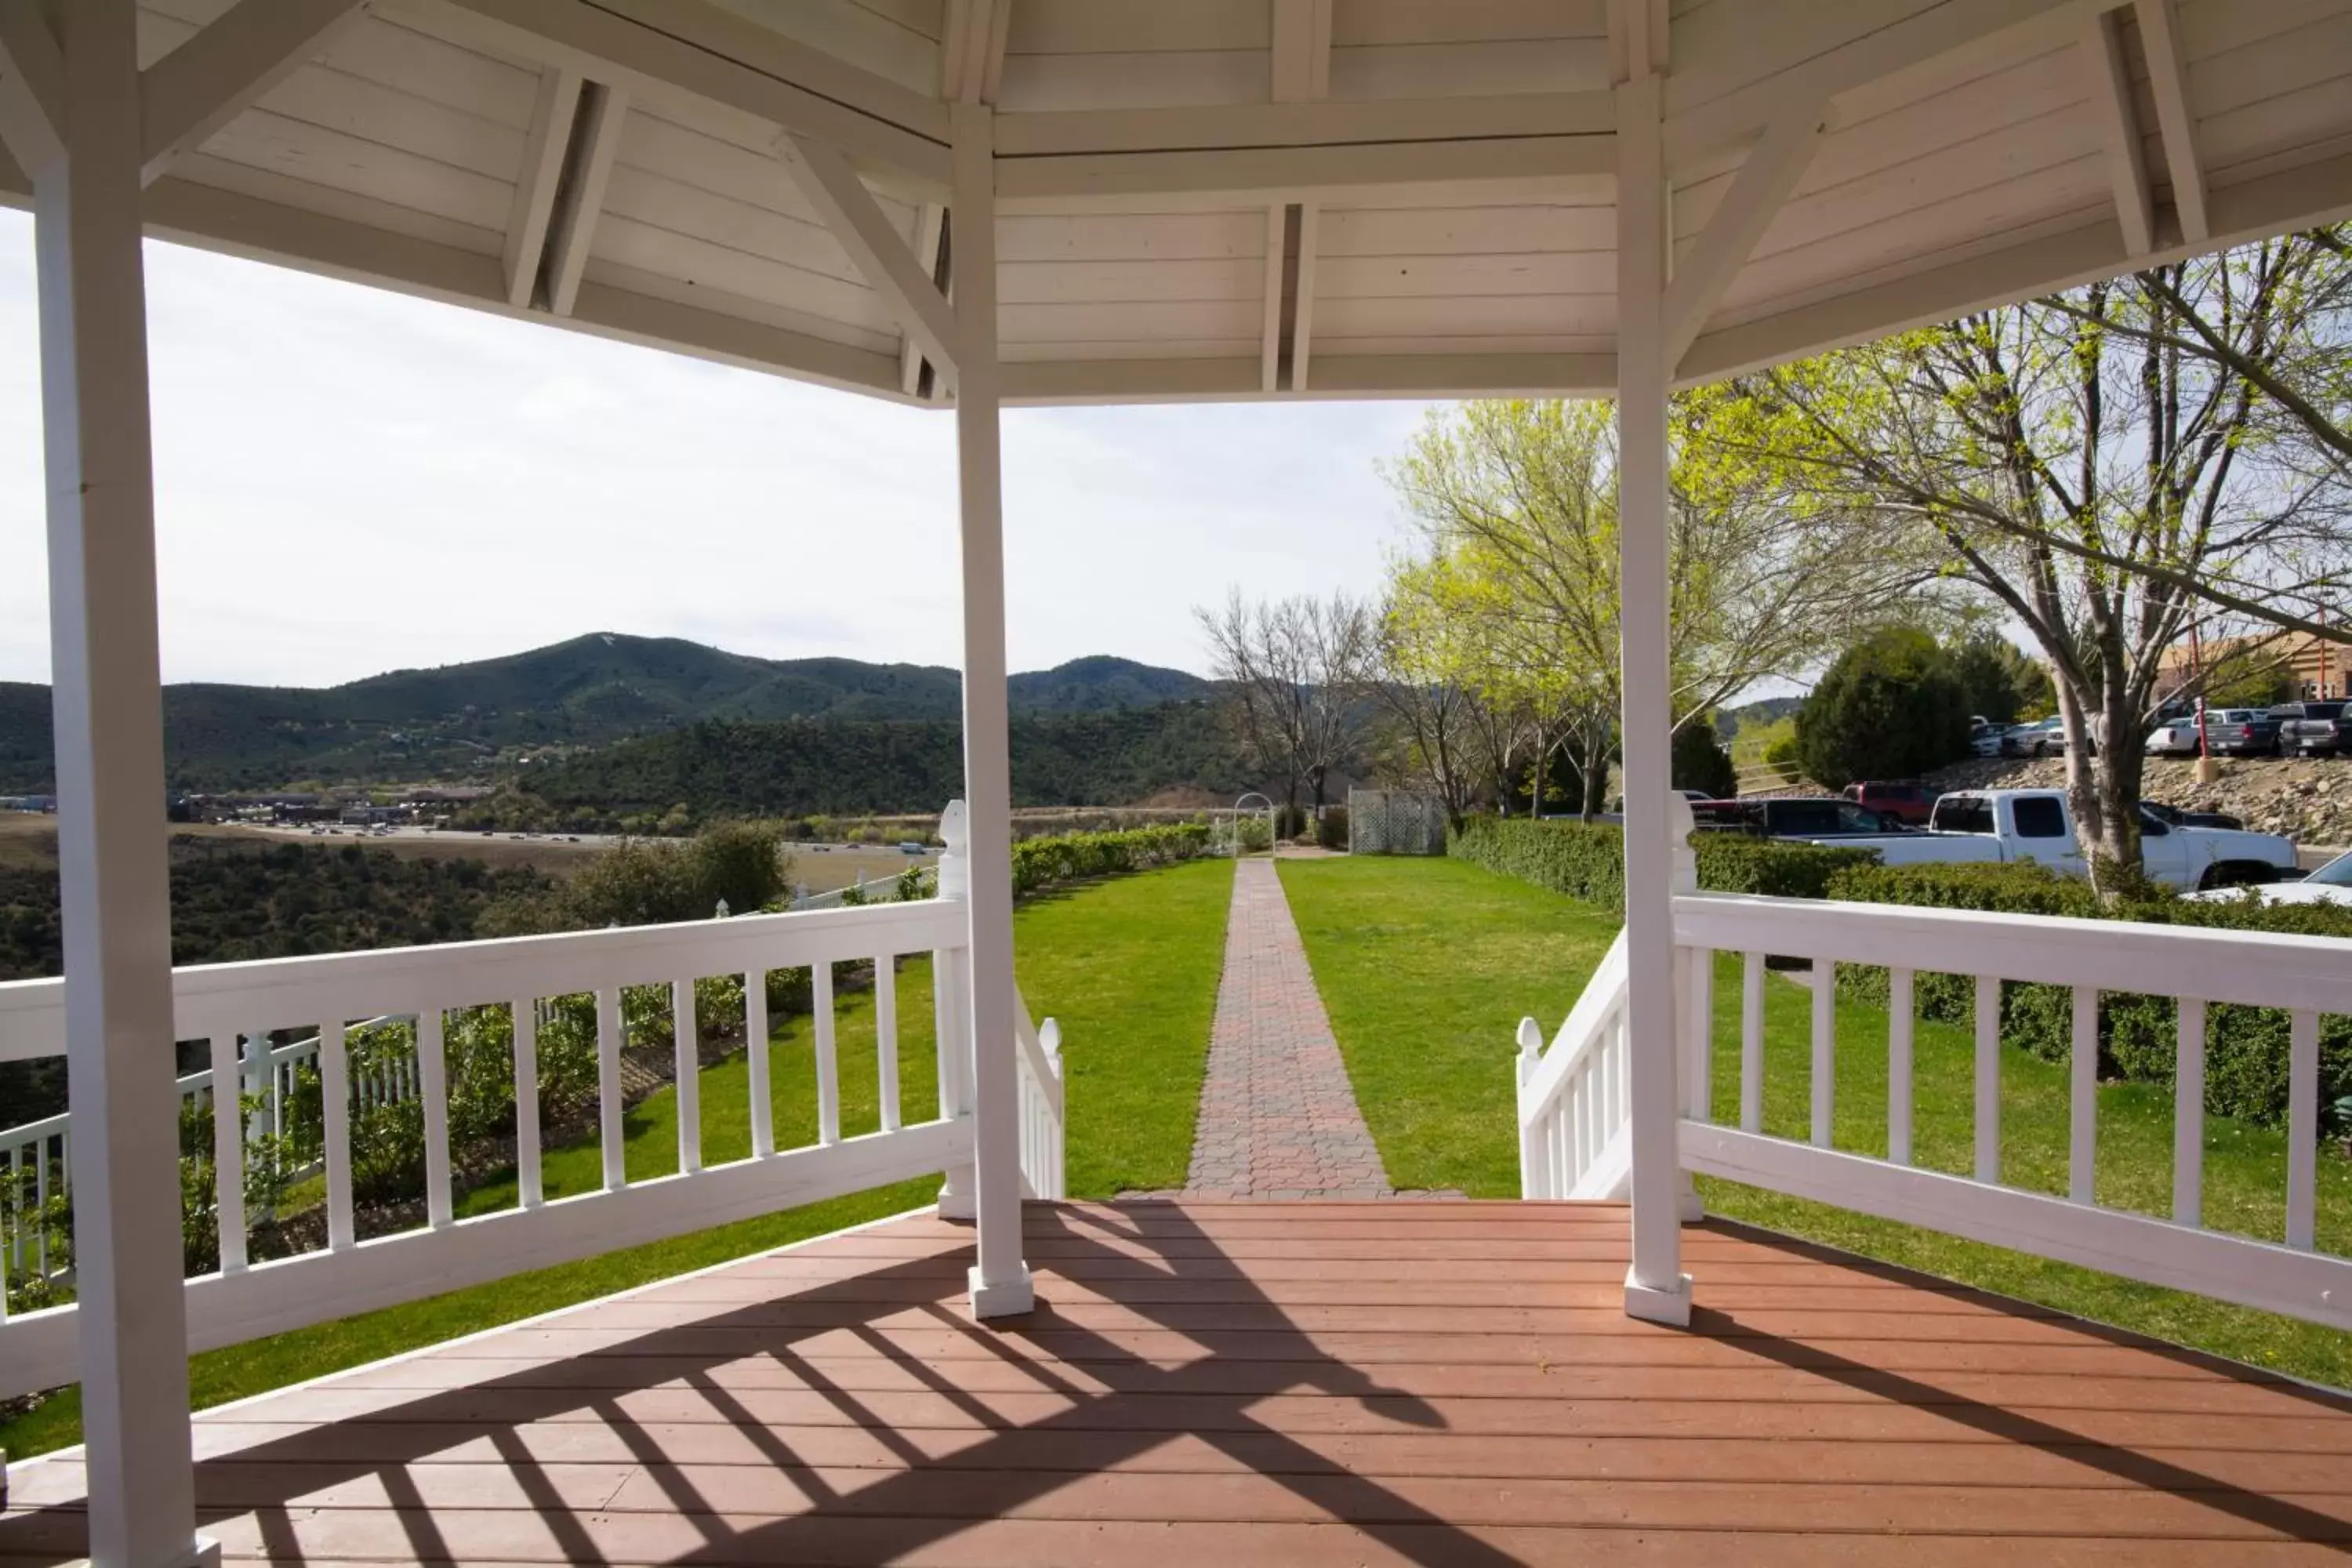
[1888,967,1914,1166]
[419,1009,452,1228]
[210,1033,246,1273]
[2287,1008,2319,1250]
[3,1142,16,1288]
[747,970,773,1157]
[2068,986,2098,1206]
[512,999,541,1208]
[1739,951,1764,1134]
[673,978,701,1174]
[875,953,901,1134]
[1683,947,1714,1123]
[597,987,626,1190]
[1973,974,2001,1183]
[31,1139,46,1276]
[814,960,841,1145]
[1810,961,1835,1148]
[322,1018,354,1252]
[2172,998,2205,1227]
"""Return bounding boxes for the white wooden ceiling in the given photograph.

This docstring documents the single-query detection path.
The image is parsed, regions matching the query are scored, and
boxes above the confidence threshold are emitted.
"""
[7,0,2350,406]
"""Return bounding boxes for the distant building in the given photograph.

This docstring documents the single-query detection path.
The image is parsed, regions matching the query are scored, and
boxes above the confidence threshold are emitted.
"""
[2156,631,2345,702]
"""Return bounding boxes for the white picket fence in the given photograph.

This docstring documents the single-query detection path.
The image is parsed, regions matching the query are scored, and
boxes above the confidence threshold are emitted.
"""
[1518,876,2352,1331]
[0,811,1065,1396]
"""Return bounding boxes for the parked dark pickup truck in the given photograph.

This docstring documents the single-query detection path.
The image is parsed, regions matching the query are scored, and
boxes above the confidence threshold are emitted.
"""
[2270,700,2352,757]
[1692,797,1904,837]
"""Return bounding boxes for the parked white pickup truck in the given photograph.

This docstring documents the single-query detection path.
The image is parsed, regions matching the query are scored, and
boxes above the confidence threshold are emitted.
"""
[1776,788,2298,891]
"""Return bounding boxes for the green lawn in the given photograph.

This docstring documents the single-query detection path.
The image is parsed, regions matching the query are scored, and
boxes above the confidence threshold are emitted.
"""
[1281,854,2352,1389]
[1279,856,1622,1196]
[0,857,1231,1460]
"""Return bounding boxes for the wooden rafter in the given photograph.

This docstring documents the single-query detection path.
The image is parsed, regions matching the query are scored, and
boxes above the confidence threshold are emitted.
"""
[2081,4,2153,257]
[780,129,960,381]
[940,0,1010,106]
[899,201,947,397]
[503,64,583,307]
[1661,101,1828,371]
[0,0,64,175]
[543,80,626,317]
[1269,0,1329,391]
[2132,0,2207,245]
[1269,0,1330,103]
[140,0,368,186]
[1259,201,1286,394]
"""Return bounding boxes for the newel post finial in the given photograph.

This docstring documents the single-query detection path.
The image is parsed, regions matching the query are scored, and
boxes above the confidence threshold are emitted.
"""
[1667,789,1698,895]
[938,799,970,901]
[1515,1017,1543,1087]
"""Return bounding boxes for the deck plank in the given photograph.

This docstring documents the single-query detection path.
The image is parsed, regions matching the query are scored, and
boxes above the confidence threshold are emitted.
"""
[5,1200,2350,1565]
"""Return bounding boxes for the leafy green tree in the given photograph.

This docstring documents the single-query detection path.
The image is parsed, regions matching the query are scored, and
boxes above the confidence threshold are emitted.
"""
[1672,720,1739,800]
[1947,633,2050,726]
[1795,629,1972,789]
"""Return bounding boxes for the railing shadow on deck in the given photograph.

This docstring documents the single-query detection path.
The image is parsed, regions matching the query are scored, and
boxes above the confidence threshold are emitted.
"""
[0,1203,1512,1567]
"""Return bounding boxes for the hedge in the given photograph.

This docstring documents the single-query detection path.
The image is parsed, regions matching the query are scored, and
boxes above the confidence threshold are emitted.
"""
[1446,815,1878,913]
[1011,822,1213,898]
[1826,862,2352,1135]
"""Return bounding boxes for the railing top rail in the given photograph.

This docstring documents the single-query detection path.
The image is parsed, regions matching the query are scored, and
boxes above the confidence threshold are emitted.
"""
[0,898,967,1064]
[1675,891,2352,1015]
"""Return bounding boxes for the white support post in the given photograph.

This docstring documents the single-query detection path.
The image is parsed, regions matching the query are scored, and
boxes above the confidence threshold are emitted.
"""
[1613,67,1690,1329]
[33,2,213,1561]
[950,103,1033,1320]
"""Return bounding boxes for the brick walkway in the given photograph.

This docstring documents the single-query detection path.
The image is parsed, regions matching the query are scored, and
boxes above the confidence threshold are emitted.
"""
[1179,858,1395,1199]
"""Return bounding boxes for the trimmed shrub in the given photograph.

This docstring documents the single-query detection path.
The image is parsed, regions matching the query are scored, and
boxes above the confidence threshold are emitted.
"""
[1010,822,1212,897]
[1447,815,1878,913]
[1824,861,2352,1133]
[1317,806,1349,851]
[1795,627,1973,789]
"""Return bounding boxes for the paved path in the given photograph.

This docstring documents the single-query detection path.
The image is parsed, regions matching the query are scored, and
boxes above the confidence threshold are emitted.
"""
[1180,858,1395,1199]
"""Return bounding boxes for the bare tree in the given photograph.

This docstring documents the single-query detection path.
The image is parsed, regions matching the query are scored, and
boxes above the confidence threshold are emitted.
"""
[1196,589,1376,811]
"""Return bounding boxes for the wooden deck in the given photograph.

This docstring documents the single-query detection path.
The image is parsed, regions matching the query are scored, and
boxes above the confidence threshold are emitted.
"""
[5,1200,2352,1564]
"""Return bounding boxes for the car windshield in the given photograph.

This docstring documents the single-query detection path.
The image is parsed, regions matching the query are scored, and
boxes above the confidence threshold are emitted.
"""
[2310,854,2352,887]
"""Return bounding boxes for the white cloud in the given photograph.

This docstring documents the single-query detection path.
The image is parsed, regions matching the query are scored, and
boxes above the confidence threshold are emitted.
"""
[0,212,1432,689]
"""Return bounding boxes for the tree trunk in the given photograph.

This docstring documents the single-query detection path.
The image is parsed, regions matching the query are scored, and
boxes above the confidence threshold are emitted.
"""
[1579,735,1610,822]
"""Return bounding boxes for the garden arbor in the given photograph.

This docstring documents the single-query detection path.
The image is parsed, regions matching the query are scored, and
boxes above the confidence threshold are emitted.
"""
[5,0,2352,1561]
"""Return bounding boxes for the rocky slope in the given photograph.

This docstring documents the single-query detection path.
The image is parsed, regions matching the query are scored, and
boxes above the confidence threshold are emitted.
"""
[1926,755,2352,849]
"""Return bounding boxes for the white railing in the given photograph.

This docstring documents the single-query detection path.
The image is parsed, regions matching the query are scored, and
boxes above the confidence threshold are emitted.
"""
[1519,878,2352,1333]
[1516,929,1629,1200]
[1014,990,1065,1201]
[0,888,982,1399]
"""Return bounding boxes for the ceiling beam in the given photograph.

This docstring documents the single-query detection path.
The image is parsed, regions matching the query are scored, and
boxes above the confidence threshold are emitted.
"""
[0,1,64,176]
[1661,100,1826,373]
[940,0,1009,105]
[995,92,1613,158]
[1606,0,1668,83]
[1269,0,1331,103]
[543,80,626,317]
[2132,0,2206,245]
[422,0,949,186]
[996,134,1613,202]
[1290,201,1321,393]
[502,64,583,307]
[779,129,960,382]
[899,201,947,397]
[140,0,368,186]
[1259,202,1285,394]
[2081,4,2152,257]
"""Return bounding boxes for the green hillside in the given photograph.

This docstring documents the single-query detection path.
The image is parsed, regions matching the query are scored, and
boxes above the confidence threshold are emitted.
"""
[0,636,1214,793]
[477,705,1250,826]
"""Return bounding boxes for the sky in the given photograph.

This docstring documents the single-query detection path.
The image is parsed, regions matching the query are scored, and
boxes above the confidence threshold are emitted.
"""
[0,209,1434,689]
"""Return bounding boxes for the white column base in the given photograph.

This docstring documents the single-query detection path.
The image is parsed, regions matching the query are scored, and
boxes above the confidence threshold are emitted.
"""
[936,1167,976,1221]
[68,1540,221,1568]
[968,1262,1035,1319]
[1624,1266,1693,1327]
[1676,1172,1705,1224]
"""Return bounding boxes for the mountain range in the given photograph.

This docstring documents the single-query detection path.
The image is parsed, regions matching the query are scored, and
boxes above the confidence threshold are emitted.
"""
[0,633,1218,793]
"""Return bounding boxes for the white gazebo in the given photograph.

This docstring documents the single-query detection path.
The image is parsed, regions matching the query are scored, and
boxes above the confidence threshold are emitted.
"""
[3,2,2351,1563]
